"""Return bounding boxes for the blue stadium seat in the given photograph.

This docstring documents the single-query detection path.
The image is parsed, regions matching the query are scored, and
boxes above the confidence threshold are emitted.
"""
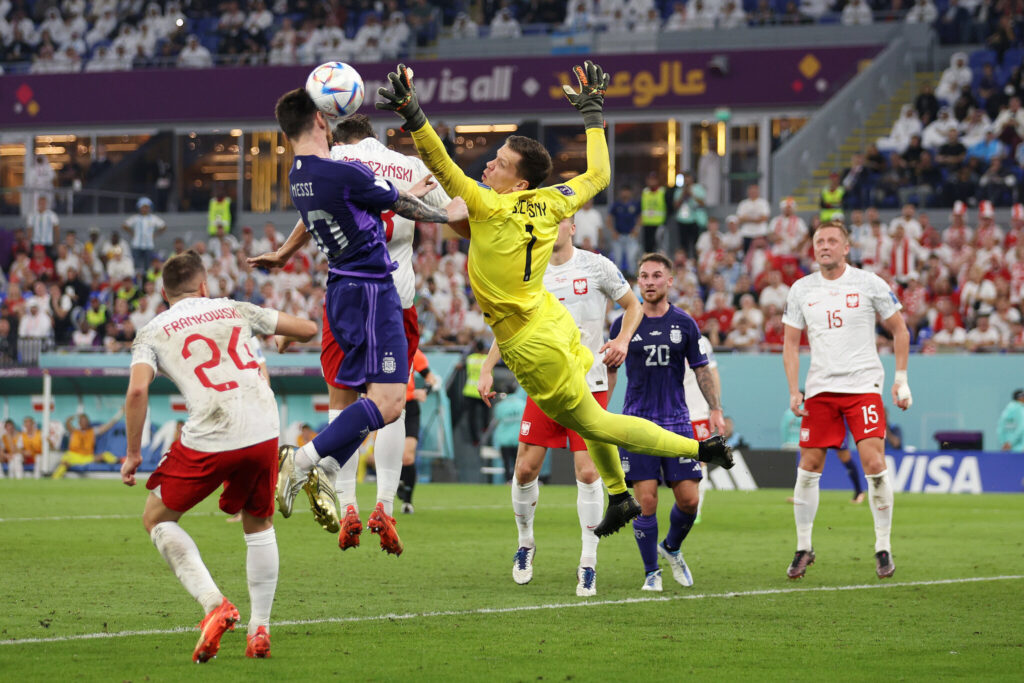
[969,49,997,70]
[201,35,219,55]
[200,17,219,35]
[1002,47,1024,70]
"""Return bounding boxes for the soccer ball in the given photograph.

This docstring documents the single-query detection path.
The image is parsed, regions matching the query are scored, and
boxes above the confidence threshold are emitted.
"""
[305,61,365,119]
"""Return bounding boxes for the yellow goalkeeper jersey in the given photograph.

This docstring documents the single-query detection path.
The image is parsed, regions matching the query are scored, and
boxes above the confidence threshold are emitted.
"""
[410,122,610,341]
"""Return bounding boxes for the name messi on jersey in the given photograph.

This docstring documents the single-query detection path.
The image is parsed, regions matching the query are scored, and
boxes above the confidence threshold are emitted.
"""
[290,182,314,197]
[512,199,547,218]
[162,306,243,337]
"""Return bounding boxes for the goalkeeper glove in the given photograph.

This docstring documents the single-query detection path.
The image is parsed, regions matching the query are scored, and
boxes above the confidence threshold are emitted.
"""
[562,60,611,130]
[375,63,427,132]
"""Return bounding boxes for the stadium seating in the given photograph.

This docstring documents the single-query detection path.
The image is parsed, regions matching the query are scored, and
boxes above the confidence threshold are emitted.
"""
[5,0,1008,74]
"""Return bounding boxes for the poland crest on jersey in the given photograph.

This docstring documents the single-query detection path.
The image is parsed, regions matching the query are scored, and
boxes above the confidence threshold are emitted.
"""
[670,327,682,344]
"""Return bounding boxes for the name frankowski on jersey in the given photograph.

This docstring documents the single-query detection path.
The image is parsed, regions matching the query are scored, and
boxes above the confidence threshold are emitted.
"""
[160,305,244,336]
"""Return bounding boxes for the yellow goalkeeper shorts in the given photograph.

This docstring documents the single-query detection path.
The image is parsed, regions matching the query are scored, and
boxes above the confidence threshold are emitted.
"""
[497,292,593,419]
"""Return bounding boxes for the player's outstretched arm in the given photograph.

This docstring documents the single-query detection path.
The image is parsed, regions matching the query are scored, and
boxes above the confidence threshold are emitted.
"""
[600,289,641,367]
[273,310,318,353]
[392,190,468,225]
[882,311,913,410]
[247,218,311,270]
[562,59,611,131]
[276,311,318,342]
[559,60,611,208]
[377,64,486,215]
[122,364,154,486]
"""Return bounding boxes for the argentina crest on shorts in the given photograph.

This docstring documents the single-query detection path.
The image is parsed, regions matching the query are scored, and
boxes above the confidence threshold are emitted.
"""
[382,352,396,374]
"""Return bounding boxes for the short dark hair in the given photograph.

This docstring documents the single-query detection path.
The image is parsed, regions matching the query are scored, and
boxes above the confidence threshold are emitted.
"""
[332,114,377,144]
[275,88,319,140]
[506,135,552,190]
[638,252,673,271]
[813,218,849,239]
[162,250,206,298]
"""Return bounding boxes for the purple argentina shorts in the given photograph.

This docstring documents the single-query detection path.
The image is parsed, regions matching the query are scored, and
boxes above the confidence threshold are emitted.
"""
[322,273,408,392]
[619,422,703,486]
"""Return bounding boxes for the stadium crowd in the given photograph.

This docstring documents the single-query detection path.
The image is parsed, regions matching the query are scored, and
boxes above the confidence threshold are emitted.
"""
[0,198,495,364]
[836,49,1024,211]
[2,172,1023,368]
[3,0,1023,73]
[600,178,1024,353]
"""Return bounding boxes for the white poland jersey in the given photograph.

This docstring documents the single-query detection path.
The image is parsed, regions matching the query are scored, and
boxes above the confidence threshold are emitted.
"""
[782,265,902,400]
[331,138,450,308]
[682,336,717,426]
[131,297,280,452]
[545,247,631,392]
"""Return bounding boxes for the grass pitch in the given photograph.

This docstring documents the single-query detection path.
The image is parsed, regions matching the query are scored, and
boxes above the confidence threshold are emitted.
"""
[1,479,1022,681]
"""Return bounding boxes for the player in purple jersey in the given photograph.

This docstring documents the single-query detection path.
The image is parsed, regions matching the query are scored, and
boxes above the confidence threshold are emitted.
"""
[249,88,468,534]
[608,253,725,591]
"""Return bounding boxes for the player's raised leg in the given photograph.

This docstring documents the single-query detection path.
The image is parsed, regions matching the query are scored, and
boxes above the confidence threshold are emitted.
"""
[555,394,733,469]
[283,386,400,517]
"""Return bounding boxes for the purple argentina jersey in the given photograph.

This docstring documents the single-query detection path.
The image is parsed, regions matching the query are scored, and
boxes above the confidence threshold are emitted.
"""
[289,155,399,276]
[609,306,708,427]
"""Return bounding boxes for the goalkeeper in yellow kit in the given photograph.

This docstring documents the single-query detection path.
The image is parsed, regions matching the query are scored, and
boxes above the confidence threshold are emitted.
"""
[377,60,734,536]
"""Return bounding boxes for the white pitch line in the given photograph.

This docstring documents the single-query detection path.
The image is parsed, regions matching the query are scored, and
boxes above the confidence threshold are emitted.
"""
[3,574,1021,647]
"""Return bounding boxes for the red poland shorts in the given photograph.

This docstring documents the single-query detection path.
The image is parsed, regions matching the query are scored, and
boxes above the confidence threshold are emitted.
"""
[146,437,279,517]
[691,419,712,441]
[799,392,886,449]
[519,391,608,451]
